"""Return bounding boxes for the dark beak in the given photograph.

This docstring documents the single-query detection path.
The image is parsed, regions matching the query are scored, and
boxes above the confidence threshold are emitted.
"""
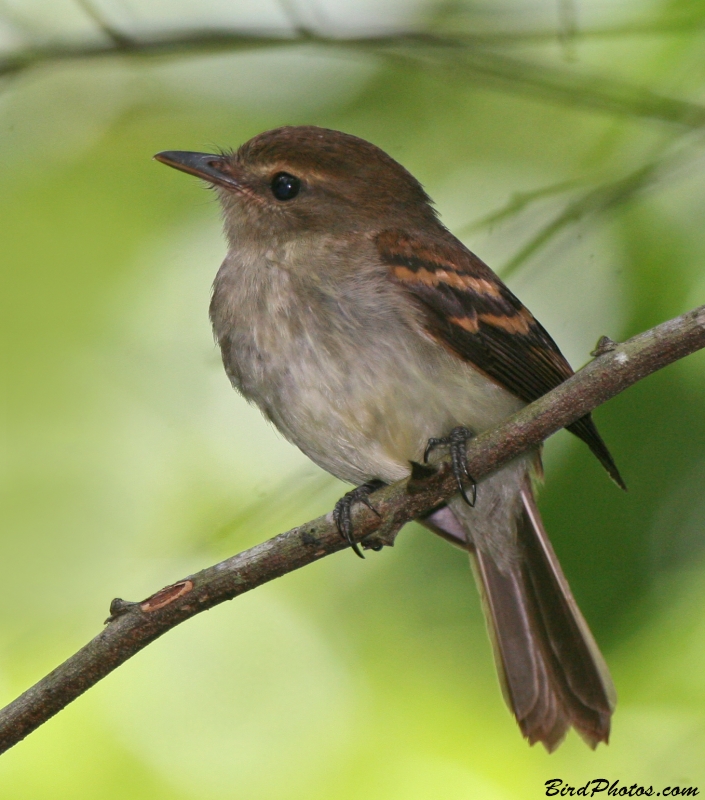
[154,151,242,190]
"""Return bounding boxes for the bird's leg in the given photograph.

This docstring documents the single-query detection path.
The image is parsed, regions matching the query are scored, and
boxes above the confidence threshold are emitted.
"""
[424,426,477,507]
[333,479,386,558]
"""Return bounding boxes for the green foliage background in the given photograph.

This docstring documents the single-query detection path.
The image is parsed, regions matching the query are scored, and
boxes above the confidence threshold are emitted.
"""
[2,1,705,796]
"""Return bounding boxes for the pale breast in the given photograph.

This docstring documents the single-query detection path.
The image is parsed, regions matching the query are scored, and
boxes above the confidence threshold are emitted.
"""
[210,250,524,486]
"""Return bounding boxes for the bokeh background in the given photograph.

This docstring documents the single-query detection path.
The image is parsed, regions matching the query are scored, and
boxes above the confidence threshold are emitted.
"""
[2,0,705,797]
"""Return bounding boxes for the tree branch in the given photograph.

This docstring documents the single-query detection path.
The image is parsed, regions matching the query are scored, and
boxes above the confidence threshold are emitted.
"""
[0,305,704,755]
[496,160,661,279]
[72,0,134,49]
[3,25,705,129]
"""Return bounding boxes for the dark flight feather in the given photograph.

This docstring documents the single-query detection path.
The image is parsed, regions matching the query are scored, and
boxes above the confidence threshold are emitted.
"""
[379,229,625,489]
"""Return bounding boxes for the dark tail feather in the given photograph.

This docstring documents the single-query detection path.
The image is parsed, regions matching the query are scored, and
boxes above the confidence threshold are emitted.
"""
[568,413,626,491]
[422,488,616,752]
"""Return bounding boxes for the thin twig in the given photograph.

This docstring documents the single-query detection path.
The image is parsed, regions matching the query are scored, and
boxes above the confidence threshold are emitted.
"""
[458,178,580,235]
[462,133,698,279]
[275,0,317,38]
[497,160,660,279]
[431,18,705,43]
[556,0,578,61]
[2,27,705,129]
[382,42,705,127]
[73,0,133,48]
[0,305,703,756]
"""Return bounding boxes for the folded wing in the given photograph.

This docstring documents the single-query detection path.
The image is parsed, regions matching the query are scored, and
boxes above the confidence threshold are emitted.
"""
[379,228,624,488]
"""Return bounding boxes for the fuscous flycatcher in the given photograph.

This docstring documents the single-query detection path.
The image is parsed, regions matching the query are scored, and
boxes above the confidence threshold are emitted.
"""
[155,126,623,752]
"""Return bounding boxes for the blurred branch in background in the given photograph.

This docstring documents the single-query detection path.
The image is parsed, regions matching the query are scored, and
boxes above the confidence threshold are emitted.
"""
[495,157,661,278]
[460,132,701,278]
[0,304,703,757]
[72,0,134,48]
[4,0,705,287]
[3,4,705,129]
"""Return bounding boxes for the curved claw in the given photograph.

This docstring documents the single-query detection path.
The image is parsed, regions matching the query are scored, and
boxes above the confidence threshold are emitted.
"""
[424,426,477,507]
[457,475,477,507]
[333,479,386,558]
[424,437,443,463]
[333,501,364,558]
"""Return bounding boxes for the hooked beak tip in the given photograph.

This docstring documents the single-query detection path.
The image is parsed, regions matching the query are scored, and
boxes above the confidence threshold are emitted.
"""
[154,150,240,191]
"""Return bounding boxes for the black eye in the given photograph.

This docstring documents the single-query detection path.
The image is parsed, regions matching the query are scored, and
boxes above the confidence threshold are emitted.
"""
[271,172,301,201]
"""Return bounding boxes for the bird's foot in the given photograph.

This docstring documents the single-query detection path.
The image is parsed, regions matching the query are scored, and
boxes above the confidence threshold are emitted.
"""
[424,426,477,507]
[333,479,385,558]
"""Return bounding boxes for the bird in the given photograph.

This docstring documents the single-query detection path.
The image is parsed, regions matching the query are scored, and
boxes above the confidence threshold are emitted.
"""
[155,125,622,752]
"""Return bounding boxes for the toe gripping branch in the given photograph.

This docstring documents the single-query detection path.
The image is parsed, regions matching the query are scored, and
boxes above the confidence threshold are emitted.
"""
[333,480,385,558]
[424,426,477,507]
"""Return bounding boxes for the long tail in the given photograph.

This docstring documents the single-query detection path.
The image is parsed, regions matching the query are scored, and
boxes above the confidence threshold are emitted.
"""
[422,486,616,752]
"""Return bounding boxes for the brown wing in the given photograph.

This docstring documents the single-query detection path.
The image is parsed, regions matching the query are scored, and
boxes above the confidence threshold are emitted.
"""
[379,229,624,488]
